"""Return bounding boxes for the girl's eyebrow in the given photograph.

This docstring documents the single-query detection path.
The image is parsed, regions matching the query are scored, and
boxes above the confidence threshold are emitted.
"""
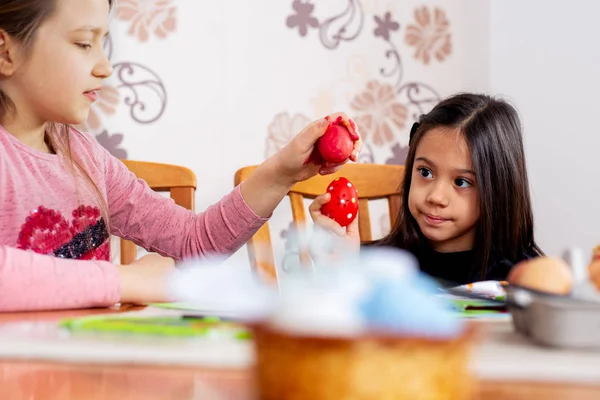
[415,156,476,176]
[456,169,476,177]
[73,25,109,38]
[415,156,432,165]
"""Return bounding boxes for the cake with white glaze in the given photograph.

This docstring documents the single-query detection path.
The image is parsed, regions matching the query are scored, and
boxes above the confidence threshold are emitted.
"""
[252,248,478,400]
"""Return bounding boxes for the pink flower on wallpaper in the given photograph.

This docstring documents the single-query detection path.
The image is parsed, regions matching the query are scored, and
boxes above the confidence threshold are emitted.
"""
[265,112,310,158]
[373,12,399,41]
[116,0,177,42]
[95,131,128,159]
[386,143,410,165]
[286,0,319,37]
[350,80,408,146]
[405,6,452,65]
[78,84,120,133]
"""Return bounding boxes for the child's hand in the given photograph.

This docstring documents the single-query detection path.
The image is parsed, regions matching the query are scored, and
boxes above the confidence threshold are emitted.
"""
[239,113,361,219]
[117,254,177,305]
[274,112,362,185]
[309,193,361,249]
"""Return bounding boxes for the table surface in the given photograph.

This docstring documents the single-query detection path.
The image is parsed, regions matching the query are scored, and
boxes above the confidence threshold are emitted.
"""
[0,306,599,400]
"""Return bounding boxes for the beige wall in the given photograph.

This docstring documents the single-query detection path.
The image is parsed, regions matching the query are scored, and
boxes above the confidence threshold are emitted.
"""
[490,0,600,257]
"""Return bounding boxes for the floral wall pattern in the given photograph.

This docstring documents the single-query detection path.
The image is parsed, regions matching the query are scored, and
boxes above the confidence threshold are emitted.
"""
[267,1,453,168]
[94,0,488,270]
[81,0,175,158]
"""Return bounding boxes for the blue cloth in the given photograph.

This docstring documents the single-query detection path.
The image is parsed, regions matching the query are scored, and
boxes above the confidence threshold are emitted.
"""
[359,272,464,338]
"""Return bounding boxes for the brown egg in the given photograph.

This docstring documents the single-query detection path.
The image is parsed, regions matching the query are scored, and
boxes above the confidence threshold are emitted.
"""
[588,258,600,291]
[507,256,573,295]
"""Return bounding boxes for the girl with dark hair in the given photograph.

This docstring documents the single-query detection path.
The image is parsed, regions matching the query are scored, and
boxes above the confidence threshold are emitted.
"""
[311,93,542,284]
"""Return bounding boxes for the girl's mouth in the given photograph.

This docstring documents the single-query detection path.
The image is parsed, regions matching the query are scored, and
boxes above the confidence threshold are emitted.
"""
[424,213,449,225]
[83,90,99,102]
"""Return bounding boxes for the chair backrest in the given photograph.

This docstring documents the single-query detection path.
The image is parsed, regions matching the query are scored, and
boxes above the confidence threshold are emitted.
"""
[119,160,197,265]
[234,163,405,283]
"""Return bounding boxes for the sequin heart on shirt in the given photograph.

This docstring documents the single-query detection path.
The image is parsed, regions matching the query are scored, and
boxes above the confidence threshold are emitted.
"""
[17,206,110,261]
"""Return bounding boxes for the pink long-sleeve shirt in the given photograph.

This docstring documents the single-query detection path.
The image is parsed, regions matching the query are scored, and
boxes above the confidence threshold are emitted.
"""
[0,126,268,312]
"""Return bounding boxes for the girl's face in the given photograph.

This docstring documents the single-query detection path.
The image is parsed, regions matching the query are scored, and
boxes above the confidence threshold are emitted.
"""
[408,127,480,252]
[1,0,112,128]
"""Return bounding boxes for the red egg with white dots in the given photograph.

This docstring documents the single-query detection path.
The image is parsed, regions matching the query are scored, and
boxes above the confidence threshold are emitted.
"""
[320,177,359,227]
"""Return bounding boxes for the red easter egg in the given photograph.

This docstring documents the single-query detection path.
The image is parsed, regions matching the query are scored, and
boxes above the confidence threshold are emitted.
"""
[320,177,359,227]
[318,124,354,164]
[304,116,360,166]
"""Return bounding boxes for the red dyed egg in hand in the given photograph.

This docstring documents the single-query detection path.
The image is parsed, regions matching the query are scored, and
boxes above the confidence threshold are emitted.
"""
[305,116,360,165]
[320,177,359,227]
[318,124,354,164]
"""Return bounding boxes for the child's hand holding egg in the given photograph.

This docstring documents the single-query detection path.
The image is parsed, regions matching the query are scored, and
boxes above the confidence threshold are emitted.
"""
[320,177,359,228]
[308,177,361,250]
[269,113,361,186]
[305,116,361,166]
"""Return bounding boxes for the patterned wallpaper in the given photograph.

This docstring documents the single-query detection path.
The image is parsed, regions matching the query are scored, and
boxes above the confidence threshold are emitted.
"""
[79,0,175,157]
[91,1,453,163]
[267,1,452,167]
[92,0,485,270]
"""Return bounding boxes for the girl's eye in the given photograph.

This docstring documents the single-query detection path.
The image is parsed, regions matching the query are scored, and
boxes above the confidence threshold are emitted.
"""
[454,178,472,188]
[76,43,92,50]
[417,166,433,179]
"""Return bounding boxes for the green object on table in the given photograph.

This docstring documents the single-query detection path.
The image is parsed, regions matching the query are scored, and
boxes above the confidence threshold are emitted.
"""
[60,314,252,340]
[447,298,509,319]
[450,298,506,310]
[147,302,204,311]
[454,308,510,319]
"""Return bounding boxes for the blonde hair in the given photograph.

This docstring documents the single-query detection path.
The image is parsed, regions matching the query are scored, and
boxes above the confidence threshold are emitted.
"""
[46,123,111,229]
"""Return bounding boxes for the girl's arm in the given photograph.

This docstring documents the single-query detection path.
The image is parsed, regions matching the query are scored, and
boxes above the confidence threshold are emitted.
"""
[106,159,268,260]
[105,114,361,260]
[0,246,177,312]
[0,245,119,311]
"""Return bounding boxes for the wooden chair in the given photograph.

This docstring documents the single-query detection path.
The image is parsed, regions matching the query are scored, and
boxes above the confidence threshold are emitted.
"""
[234,163,405,282]
[119,160,197,265]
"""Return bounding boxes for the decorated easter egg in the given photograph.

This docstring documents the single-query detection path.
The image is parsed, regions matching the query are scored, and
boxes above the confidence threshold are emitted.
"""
[320,177,358,227]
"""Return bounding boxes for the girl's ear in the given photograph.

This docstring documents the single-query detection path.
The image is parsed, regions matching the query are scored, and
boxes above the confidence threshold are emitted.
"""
[0,30,19,77]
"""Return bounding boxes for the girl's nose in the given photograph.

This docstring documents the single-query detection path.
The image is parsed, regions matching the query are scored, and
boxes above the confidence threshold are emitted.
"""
[93,52,113,79]
[425,181,449,207]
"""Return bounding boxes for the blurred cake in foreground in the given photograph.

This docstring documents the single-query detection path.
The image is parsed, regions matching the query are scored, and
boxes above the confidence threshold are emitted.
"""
[252,248,478,400]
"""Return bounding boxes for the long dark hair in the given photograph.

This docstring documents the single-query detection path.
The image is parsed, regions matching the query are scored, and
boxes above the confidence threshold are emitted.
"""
[379,93,542,279]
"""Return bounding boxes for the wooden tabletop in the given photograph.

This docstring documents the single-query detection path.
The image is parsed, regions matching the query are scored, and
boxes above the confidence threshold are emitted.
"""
[0,307,599,400]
